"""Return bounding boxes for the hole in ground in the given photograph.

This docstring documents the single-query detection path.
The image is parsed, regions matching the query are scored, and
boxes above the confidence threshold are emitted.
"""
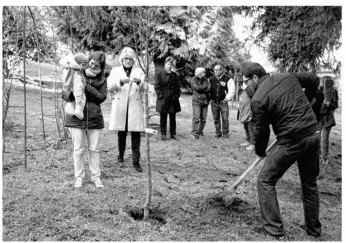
[200,196,251,214]
[126,206,167,224]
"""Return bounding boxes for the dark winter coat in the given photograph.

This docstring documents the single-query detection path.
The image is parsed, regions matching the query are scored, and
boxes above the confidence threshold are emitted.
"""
[250,72,320,157]
[154,70,181,113]
[62,70,108,129]
[190,76,211,106]
[320,88,338,128]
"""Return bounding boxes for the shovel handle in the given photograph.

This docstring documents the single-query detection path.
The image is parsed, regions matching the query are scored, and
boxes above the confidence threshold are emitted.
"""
[230,139,277,190]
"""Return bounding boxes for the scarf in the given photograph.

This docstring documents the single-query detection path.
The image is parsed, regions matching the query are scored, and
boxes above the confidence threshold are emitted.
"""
[85,67,101,77]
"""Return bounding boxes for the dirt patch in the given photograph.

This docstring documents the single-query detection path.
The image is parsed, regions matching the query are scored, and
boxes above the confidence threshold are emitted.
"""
[125,205,167,225]
[200,195,251,214]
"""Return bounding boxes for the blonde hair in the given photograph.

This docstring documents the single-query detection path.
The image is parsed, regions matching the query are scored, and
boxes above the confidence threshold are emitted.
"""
[195,67,206,76]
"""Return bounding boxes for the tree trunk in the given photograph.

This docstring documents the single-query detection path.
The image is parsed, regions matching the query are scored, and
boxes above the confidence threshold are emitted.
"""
[49,28,62,138]
[143,7,153,220]
[143,79,152,220]
[23,6,27,170]
[38,46,46,141]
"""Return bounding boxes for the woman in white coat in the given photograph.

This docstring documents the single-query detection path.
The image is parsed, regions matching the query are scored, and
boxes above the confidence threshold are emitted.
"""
[107,47,145,172]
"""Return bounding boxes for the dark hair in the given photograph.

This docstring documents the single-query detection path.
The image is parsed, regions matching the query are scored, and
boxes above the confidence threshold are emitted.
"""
[242,62,266,79]
[88,51,106,71]
[164,56,175,65]
[325,79,334,89]
[87,51,106,80]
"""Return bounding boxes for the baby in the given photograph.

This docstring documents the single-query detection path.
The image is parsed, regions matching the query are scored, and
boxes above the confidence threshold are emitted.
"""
[59,53,88,120]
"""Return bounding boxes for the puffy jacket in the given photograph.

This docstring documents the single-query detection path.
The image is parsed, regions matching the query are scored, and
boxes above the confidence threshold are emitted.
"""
[190,76,211,106]
[250,72,319,157]
[62,70,108,129]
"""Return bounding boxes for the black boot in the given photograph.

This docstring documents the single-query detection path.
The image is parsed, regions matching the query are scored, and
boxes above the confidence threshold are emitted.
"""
[117,154,124,163]
[133,160,143,172]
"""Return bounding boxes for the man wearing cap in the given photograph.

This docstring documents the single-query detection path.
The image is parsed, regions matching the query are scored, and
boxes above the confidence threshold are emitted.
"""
[208,64,235,139]
[243,62,322,239]
[107,47,145,172]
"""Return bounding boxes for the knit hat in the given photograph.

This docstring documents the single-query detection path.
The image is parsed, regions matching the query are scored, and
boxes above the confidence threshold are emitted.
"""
[119,47,136,64]
[325,79,334,89]
[74,53,88,66]
[195,67,206,76]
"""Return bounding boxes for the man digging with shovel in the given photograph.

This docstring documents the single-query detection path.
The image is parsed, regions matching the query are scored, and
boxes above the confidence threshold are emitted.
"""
[244,62,322,240]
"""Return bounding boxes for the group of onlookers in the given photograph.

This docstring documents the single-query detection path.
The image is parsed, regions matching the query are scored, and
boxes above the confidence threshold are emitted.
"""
[60,46,338,240]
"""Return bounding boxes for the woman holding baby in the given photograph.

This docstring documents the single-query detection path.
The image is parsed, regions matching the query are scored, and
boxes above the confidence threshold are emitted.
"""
[61,51,108,189]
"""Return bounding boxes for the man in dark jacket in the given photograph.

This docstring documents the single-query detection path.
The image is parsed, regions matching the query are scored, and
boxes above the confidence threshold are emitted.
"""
[208,64,235,139]
[243,62,321,239]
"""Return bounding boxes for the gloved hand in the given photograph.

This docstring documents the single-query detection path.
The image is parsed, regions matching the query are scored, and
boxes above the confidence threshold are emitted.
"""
[132,78,141,85]
[120,78,130,86]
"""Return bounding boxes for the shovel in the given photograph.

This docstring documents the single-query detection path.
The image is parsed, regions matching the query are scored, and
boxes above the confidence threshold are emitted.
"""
[208,139,277,201]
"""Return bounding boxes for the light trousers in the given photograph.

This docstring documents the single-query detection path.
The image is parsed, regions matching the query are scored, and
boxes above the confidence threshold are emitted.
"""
[69,128,102,181]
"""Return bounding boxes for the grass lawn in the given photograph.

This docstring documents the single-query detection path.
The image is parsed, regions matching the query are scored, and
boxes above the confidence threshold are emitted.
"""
[2,74,342,241]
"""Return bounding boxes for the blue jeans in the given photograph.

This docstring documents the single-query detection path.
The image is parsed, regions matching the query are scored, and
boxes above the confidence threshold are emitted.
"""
[192,104,208,136]
[211,101,229,136]
[244,120,254,144]
[321,126,332,160]
[258,132,321,237]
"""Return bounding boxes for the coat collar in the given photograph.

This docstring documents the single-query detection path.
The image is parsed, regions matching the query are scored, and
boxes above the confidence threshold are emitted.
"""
[255,73,270,91]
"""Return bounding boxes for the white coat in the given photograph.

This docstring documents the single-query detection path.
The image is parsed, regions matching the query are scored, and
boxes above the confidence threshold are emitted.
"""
[107,66,145,131]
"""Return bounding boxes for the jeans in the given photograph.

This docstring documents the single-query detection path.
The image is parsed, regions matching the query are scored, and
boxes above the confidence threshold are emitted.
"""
[321,126,332,161]
[118,131,141,162]
[258,132,321,237]
[69,128,102,181]
[160,112,177,136]
[244,120,254,144]
[211,101,229,136]
[192,104,208,136]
